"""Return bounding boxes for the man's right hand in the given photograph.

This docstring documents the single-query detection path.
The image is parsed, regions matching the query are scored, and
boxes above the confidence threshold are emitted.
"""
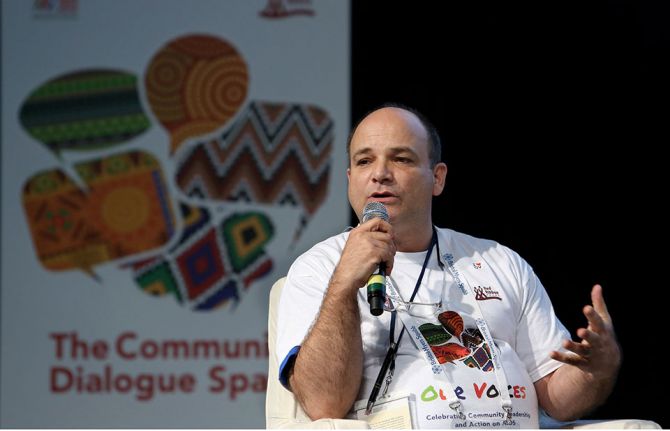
[332,218,396,291]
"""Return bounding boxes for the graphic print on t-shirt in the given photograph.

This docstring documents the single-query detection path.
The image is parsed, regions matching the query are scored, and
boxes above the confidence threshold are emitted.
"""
[418,310,494,372]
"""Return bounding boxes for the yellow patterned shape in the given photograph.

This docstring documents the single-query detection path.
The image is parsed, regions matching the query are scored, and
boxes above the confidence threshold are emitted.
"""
[21,150,175,275]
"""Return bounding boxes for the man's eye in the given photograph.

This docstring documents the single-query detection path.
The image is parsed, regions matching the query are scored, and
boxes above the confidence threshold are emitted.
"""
[356,159,370,166]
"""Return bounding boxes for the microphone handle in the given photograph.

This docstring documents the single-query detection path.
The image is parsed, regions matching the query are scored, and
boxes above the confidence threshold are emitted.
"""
[367,262,386,316]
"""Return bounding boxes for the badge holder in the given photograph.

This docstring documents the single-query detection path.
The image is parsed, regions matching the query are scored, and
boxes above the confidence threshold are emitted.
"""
[352,392,416,429]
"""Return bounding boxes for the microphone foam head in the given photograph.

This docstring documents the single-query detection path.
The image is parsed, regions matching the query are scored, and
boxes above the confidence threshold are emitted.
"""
[362,201,389,223]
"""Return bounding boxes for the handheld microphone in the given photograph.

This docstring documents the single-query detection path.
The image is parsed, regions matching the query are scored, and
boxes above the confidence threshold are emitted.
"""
[362,202,389,316]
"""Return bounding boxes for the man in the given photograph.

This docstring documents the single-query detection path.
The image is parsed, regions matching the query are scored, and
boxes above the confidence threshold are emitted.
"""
[276,105,621,428]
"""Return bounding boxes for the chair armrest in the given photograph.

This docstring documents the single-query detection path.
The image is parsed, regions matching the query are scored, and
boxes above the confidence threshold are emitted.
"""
[568,419,661,429]
[540,411,661,429]
[270,418,371,429]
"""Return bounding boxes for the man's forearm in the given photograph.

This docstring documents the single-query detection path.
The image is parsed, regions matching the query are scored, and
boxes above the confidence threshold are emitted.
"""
[290,276,364,420]
[537,364,618,421]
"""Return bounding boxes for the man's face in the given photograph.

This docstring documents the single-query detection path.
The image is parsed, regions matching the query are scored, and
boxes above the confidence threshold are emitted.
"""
[347,107,445,227]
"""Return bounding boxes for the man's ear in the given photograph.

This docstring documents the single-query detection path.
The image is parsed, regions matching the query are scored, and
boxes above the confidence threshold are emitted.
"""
[432,163,447,196]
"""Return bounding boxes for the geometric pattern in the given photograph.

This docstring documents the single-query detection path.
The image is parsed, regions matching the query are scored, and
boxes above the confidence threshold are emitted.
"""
[175,101,332,242]
[19,69,150,157]
[176,229,227,300]
[128,204,274,311]
[221,212,274,273]
[463,344,494,372]
[418,310,494,373]
[17,33,332,313]
[131,258,181,301]
[21,150,175,276]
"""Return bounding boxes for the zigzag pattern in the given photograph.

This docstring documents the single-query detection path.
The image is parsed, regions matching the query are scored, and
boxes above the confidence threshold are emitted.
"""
[175,101,332,217]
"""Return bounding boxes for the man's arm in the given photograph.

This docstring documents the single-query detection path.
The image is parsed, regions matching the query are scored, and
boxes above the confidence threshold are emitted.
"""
[288,218,396,420]
[534,284,622,421]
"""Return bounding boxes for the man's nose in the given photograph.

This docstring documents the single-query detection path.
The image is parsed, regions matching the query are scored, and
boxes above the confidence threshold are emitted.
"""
[372,161,392,183]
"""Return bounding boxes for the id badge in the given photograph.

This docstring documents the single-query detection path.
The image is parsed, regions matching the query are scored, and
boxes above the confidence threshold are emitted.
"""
[352,392,415,429]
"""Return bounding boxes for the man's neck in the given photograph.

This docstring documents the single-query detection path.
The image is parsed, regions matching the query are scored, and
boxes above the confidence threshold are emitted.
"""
[393,223,434,253]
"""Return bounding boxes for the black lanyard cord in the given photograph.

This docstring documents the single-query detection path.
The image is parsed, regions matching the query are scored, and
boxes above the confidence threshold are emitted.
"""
[366,227,439,413]
[389,226,439,348]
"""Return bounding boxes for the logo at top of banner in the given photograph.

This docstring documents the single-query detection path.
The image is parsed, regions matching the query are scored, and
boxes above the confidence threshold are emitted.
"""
[259,0,315,18]
[33,0,78,17]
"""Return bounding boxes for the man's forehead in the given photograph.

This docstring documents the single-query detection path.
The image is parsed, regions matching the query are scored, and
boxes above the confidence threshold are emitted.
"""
[351,145,419,156]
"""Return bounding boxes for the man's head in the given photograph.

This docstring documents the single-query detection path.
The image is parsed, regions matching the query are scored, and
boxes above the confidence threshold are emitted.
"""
[346,105,447,244]
[347,103,442,168]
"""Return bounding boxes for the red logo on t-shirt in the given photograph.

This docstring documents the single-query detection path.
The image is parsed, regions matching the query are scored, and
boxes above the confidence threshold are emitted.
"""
[474,286,502,301]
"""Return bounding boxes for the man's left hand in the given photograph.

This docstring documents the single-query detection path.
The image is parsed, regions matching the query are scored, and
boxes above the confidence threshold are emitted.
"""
[549,284,621,379]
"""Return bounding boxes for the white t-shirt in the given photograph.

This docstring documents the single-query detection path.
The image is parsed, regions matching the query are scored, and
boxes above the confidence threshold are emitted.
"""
[276,227,569,428]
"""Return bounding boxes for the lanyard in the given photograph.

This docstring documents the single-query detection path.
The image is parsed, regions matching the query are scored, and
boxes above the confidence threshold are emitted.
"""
[387,227,440,384]
[383,228,515,425]
[365,228,438,414]
[440,248,513,424]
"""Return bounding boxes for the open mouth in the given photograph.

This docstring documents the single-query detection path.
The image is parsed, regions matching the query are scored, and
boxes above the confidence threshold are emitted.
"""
[370,191,395,199]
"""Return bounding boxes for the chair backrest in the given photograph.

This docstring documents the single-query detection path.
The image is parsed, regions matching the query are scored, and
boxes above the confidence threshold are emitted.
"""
[264,277,379,429]
[266,277,312,428]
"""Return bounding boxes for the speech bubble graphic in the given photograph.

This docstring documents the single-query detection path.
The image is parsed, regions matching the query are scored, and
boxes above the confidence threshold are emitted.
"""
[145,34,249,155]
[22,150,175,278]
[129,204,274,311]
[175,101,332,243]
[19,69,150,159]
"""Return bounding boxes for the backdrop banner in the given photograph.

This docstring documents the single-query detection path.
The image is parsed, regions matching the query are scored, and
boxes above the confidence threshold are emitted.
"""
[1,0,350,427]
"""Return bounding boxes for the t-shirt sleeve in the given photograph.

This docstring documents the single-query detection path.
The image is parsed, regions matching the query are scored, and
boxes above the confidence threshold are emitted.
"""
[511,251,571,382]
[275,245,337,389]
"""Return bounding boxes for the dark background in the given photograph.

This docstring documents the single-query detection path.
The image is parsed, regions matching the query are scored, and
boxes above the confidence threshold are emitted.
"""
[351,1,667,427]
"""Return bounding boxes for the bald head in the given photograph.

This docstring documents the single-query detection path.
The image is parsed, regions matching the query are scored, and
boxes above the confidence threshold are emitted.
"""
[347,105,442,167]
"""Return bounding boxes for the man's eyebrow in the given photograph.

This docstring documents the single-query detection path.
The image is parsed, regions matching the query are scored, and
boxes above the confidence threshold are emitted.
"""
[388,146,419,157]
[351,148,373,158]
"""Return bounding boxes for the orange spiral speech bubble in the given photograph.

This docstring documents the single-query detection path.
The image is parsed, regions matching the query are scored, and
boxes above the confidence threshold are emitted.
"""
[145,34,249,154]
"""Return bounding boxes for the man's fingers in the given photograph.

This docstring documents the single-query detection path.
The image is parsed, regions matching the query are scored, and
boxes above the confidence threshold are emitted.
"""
[550,350,587,366]
[361,218,392,233]
[385,257,394,276]
[576,327,602,345]
[355,226,396,277]
[371,242,395,265]
[591,284,611,322]
[563,338,593,358]
[367,231,394,243]
[583,305,606,334]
